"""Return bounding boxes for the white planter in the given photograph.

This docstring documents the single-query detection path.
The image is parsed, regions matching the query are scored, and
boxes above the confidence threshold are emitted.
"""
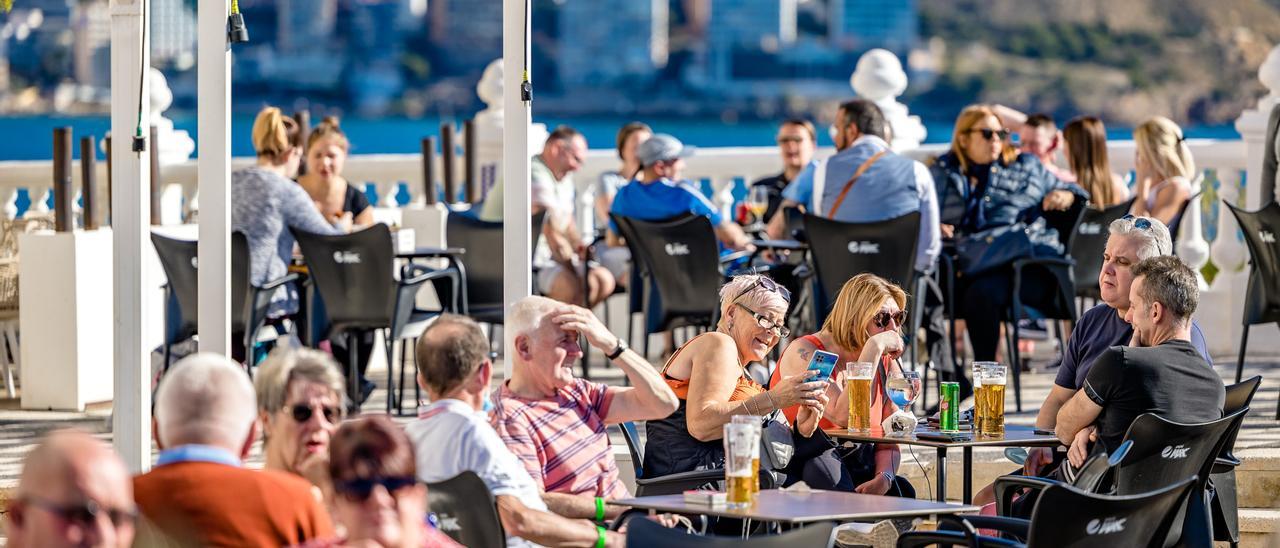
[18,230,115,410]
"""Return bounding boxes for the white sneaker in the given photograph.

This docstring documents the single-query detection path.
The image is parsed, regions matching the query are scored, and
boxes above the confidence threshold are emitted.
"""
[834,520,899,548]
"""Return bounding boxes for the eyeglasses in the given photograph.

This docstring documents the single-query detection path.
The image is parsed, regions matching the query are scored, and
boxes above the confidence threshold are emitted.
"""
[873,310,907,329]
[967,128,1011,141]
[1121,214,1153,231]
[288,402,340,424]
[335,476,417,502]
[776,135,807,144]
[22,497,138,529]
[734,276,792,304]
[735,303,791,338]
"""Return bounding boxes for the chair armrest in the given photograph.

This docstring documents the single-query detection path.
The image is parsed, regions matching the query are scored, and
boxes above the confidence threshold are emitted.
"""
[633,469,724,497]
[940,514,1030,543]
[993,475,1064,517]
[897,531,1023,548]
[718,250,753,265]
[1212,456,1242,474]
[258,272,300,292]
[400,263,458,287]
[1011,256,1075,271]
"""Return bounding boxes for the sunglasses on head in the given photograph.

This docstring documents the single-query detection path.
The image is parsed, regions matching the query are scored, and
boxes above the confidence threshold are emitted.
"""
[1121,214,1153,231]
[335,476,417,502]
[873,310,907,329]
[968,128,1011,141]
[735,276,791,304]
[288,402,340,424]
[22,497,138,529]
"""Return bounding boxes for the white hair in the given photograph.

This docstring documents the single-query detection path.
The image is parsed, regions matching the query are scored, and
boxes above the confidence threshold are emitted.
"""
[1108,215,1173,260]
[508,295,563,341]
[717,274,790,330]
[154,353,257,451]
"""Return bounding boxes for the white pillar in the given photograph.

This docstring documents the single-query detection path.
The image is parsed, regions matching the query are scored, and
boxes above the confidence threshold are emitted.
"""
[109,0,151,473]
[197,0,231,356]
[502,0,532,374]
[1175,177,1210,290]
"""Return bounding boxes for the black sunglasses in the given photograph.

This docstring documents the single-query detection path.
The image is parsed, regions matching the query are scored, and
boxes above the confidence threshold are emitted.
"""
[968,128,1011,141]
[288,402,340,424]
[23,497,138,529]
[873,310,907,329]
[735,276,791,304]
[335,476,418,502]
[1121,214,1153,230]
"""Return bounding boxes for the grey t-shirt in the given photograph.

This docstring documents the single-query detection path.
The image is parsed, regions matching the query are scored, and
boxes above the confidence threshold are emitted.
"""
[231,166,341,317]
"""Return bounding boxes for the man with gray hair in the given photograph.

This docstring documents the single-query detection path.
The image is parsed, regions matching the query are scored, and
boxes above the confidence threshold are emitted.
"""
[1056,255,1225,468]
[133,353,333,546]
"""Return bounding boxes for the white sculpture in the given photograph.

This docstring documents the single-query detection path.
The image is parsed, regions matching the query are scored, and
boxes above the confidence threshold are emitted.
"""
[1175,177,1210,290]
[1210,175,1247,274]
[147,68,195,166]
[850,49,926,152]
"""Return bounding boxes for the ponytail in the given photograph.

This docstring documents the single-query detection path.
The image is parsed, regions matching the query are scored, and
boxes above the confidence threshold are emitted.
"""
[251,107,300,162]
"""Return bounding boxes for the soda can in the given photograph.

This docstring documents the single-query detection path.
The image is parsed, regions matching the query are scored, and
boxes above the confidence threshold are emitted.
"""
[939,382,960,432]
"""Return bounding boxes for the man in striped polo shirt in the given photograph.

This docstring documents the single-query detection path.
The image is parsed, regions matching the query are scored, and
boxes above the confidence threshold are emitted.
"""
[492,296,679,520]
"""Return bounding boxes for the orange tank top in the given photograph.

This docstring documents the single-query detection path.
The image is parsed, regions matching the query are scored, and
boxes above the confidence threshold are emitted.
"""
[770,334,894,431]
[662,333,765,402]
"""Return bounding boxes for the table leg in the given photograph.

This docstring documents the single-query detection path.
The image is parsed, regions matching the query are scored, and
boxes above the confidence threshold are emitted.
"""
[936,447,947,502]
[963,446,973,504]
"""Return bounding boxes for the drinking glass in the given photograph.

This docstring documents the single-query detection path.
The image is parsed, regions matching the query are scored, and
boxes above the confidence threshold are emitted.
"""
[729,415,761,499]
[978,364,1008,437]
[747,186,770,225]
[972,361,998,435]
[886,369,922,410]
[845,362,876,434]
[723,422,759,508]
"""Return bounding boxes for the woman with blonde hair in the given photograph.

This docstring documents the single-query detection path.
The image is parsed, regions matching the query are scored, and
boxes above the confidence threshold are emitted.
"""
[1063,116,1129,209]
[770,273,916,497]
[1130,116,1196,232]
[297,116,375,228]
[231,107,345,324]
[644,274,830,483]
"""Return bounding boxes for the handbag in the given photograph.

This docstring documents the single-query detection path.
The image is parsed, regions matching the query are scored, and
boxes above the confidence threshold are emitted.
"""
[953,219,1064,277]
[758,411,796,471]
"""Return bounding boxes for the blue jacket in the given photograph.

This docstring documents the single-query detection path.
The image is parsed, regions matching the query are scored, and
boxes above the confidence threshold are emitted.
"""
[931,151,1087,235]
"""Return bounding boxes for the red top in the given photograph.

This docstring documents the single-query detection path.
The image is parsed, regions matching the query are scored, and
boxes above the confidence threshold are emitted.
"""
[769,334,895,431]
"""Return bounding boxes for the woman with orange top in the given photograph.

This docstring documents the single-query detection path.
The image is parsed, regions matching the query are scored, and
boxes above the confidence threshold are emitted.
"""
[643,274,827,481]
[770,273,916,497]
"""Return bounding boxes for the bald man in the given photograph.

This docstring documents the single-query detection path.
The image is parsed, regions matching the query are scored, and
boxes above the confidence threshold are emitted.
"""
[6,430,136,548]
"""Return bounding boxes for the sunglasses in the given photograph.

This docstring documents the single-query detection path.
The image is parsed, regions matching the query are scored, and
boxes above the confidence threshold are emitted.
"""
[967,128,1011,141]
[335,476,418,502]
[735,303,791,338]
[288,402,340,424]
[873,310,907,329]
[776,135,807,144]
[735,276,792,304]
[22,497,138,529]
[1121,214,1153,231]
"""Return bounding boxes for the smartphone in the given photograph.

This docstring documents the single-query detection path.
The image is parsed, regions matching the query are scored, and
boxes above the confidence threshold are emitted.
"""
[806,350,839,378]
[916,431,972,442]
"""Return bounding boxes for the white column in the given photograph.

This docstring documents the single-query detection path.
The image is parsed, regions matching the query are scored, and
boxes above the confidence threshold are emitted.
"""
[1175,178,1210,289]
[197,0,231,356]
[502,0,532,374]
[109,0,151,473]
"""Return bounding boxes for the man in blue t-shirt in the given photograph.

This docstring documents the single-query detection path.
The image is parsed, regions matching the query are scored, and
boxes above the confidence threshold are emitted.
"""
[607,134,751,251]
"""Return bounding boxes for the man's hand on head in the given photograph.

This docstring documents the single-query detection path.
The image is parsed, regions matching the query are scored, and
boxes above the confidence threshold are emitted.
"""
[552,306,615,351]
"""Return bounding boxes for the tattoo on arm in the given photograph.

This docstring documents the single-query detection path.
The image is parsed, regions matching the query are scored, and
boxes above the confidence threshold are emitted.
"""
[798,348,810,362]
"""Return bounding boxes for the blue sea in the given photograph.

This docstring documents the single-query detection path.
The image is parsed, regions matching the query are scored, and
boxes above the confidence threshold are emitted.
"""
[0,113,1243,161]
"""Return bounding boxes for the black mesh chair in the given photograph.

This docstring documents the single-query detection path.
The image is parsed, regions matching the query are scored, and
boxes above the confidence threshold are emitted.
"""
[1222,201,1280,402]
[619,421,724,496]
[898,477,1197,548]
[993,440,1134,518]
[292,224,458,414]
[426,471,505,548]
[1003,198,1087,411]
[231,231,298,367]
[436,211,545,327]
[628,517,836,548]
[151,233,200,371]
[1071,198,1137,303]
[1211,376,1262,547]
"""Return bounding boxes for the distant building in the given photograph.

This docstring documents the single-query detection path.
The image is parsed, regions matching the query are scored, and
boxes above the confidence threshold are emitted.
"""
[277,0,337,53]
[830,0,918,53]
[430,0,502,75]
[557,0,666,89]
[151,0,197,69]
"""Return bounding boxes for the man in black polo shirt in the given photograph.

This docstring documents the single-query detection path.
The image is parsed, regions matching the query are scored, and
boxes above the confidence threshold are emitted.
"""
[1055,255,1224,469]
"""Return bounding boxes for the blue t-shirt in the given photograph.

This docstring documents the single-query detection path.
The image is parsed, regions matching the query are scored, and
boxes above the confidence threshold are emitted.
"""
[1053,303,1212,389]
[608,177,723,233]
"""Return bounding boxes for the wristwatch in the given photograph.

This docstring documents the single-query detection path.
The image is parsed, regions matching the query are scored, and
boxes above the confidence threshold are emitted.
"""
[606,339,628,360]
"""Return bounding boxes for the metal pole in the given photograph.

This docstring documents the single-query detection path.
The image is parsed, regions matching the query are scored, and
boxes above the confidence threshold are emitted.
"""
[502,0,532,373]
[149,125,161,225]
[104,136,113,225]
[464,119,477,205]
[441,123,456,204]
[109,0,151,473]
[52,127,73,232]
[81,136,99,230]
[197,0,232,356]
[421,137,437,205]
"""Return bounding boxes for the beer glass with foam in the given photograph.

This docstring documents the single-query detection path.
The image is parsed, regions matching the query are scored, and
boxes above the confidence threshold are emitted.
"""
[979,364,1007,437]
[729,415,761,499]
[972,361,998,435]
[846,362,876,433]
[723,422,759,508]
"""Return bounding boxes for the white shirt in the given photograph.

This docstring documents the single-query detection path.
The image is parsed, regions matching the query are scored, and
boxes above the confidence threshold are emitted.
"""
[407,398,548,548]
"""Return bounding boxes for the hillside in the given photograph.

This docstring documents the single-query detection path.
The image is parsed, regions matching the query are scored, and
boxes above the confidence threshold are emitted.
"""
[911,0,1280,126]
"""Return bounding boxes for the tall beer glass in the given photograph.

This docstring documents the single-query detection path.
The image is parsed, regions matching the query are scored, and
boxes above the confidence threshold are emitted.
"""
[846,362,876,434]
[730,415,761,499]
[979,364,1007,437]
[972,361,998,435]
[723,422,759,508]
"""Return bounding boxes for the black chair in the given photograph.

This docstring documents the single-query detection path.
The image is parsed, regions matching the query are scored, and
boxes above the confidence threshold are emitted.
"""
[292,223,458,414]
[426,471,505,548]
[1222,201,1280,398]
[618,421,725,496]
[1211,376,1262,547]
[993,440,1134,518]
[898,477,1197,548]
[1003,198,1087,412]
[151,233,200,371]
[1071,198,1137,303]
[627,517,836,547]
[801,212,920,326]
[437,210,545,328]
[611,214,750,357]
[231,231,299,367]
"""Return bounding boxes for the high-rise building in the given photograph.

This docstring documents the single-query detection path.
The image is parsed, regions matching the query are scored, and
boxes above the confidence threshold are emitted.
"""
[705,0,781,85]
[71,1,110,89]
[150,0,197,68]
[557,0,666,88]
[430,0,502,75]
[277,0,337,53]
[830,0,918,53]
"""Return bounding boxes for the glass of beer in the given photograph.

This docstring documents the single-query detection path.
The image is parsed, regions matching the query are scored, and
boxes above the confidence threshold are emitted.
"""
[730,415,761,499]
[723,422,759,508]
[972,361,997,436]
[978,364,1007,437]
[846,362,876,434]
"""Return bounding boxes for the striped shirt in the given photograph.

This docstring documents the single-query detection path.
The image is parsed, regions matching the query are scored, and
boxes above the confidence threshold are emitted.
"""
[491,379,629,500]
